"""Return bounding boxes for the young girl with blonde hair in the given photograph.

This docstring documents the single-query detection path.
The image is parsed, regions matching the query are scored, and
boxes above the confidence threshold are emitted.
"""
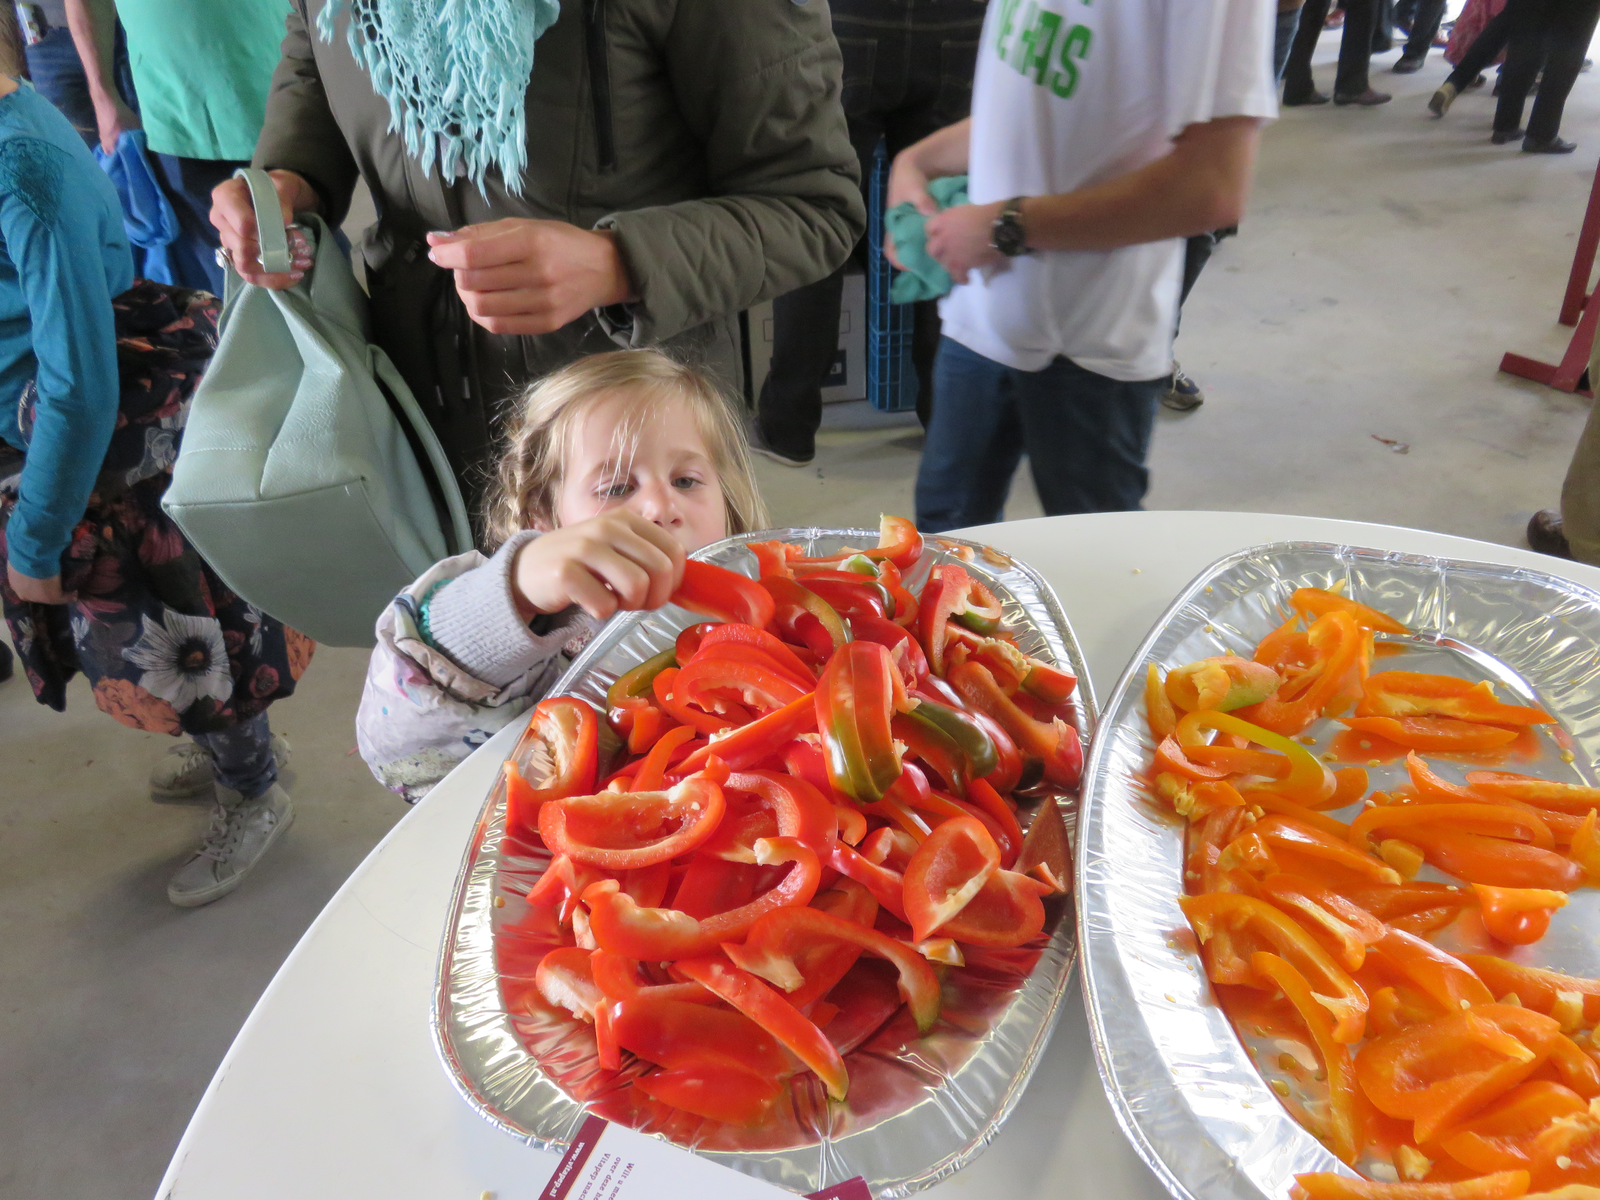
[357,349,768,801]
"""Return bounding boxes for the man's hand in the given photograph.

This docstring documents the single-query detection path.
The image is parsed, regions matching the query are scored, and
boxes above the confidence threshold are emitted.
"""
[510,510,684,622]
[426,220,639,337]
[209,170,320,289]
[94,96,140,156]
[924,200,1006,279]
[884,119,973,269]
[7,564,74,605]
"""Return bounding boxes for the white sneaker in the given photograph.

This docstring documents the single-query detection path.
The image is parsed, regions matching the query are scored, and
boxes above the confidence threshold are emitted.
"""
[150,734,292,803]
[167,783,295,908]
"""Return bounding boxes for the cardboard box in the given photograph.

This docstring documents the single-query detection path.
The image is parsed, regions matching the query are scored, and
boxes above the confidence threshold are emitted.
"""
[746,270,866,405]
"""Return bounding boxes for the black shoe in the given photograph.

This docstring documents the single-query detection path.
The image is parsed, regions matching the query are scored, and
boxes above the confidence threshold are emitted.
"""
[1527,510,1573,559]
[749,423,814,468]
[0,640,11,683]
[1524,136,1578,154]
[1393,55,1426,74]
[1283,90,1332,106]
[1491,127,1527,144]
[1334,88,1393,106]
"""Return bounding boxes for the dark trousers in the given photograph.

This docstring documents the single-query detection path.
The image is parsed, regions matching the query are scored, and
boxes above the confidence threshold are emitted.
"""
[1275,6,1304,79]
[1399,0,1450,60]
[1447,2,1521,88]
[153,154,247,295]
[757,0,984,456]
[1284,0,1378,99]
[1493,0,1600,140]
[914,337,1162,532]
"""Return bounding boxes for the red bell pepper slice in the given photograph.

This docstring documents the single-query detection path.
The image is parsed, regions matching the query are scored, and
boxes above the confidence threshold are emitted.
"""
[874,514,924,569]
[721,904,942,1032]
[894,697,998,797]
[605,646,677,712]
[902,815,1002,942]
[771,879,881,1011]
[949,660,1081,789]
[525,854,608,926]
[800,574,891,623]
[534,946,604,1020]
[609,993,790,1079]
[694,622,817,684]
[967,777,1024,867]
[918,564,978,675]
[936,864,1053,948]
[727,769,837,858]
[583,835,821,959]
[1355,1004,1553,1143]
[539,773,726,869]
[681,641,816,693]
[1253,951,1365,1164]
[1290,1170,1530,1200]
[1290,586,1411,636]
[674,622,715,662]
[1338,716,1520,753]
[673,692,817,776]
[816,640,904,804]
[670,559,775,629]
[825,839,910,922]
[651,666,744,735]
[862,826,919,871]
[1436,1081,1588,1173]
[877,559,921,629]
[748,540,801,581]
[850,613,929,687]
[503,697,600,841]
[1359,672,1554,727]
[674,653,810,716]
[762,576,850,658]
[633,1063,783,1126]
[591,951,716,1006]
[675,955,850,1101]
[608,695,671,756]
[629,724,699,793]
[1472,884,1569,946]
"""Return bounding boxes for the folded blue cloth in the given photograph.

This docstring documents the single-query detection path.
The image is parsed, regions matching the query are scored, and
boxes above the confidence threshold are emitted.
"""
[884,174,970,304]
[93,129,177,283]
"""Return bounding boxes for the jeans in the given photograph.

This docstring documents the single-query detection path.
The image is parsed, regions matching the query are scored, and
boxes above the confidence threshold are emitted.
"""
[191,712,279,799]
[757,0,985,456]
[153,154,247,295]
[22,24,135,146]
[914,337,1162,532]
[1285,0,1378,98]
[1493,0,1600,140]
[1275,6,1304,79]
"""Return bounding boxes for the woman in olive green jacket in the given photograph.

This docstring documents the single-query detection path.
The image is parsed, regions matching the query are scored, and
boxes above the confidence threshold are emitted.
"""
[212,0,865,517]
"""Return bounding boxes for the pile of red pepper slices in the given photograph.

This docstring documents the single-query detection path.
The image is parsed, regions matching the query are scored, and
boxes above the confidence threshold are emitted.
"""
[493,517,1081,1128]
[1144,587,1600,1200]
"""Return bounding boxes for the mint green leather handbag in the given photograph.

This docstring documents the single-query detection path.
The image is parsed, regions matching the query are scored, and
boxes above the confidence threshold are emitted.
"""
[163,169,472,648]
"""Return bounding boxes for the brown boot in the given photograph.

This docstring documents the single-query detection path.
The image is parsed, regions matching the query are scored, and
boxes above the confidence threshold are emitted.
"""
[1527,510,1573,559]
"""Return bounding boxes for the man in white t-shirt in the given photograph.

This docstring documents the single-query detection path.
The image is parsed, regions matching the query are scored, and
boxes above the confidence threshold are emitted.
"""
[891,0,1278,531]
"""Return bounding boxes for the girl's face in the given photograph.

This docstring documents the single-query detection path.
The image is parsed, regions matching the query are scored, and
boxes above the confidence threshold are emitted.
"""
[552,390,729,552]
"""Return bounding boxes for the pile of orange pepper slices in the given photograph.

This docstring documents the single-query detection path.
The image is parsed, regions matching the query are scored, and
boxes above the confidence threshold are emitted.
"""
[492,519,1079,1129]
[1146,586,1600,1200]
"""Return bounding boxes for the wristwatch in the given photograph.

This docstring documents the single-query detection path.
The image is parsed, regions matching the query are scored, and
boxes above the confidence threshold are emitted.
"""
[990,197,1030,257]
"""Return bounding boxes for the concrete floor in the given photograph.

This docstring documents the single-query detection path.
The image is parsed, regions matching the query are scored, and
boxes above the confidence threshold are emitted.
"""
[3,29,1599,1200]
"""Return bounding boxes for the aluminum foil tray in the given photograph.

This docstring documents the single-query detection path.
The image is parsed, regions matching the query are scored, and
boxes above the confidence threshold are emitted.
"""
[434,529,1098,1197]
[1076,541,1600,1200]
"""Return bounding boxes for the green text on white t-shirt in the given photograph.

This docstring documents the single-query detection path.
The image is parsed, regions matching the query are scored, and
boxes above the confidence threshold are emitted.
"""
[994,0,1093,98]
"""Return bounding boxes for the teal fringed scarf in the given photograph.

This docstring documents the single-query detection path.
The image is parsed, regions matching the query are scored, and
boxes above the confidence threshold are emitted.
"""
[316,0,560,196]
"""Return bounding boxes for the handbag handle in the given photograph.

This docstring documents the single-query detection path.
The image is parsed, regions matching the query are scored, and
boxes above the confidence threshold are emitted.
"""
[232,167,293,275]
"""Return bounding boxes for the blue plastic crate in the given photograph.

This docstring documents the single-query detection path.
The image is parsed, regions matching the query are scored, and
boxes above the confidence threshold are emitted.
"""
[866,144,919,414]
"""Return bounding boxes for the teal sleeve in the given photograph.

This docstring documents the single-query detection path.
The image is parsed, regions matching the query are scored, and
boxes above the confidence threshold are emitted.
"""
[0,143,124,580]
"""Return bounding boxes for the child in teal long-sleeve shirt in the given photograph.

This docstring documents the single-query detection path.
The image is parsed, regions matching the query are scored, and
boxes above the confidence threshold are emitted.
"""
[0,76,310,909]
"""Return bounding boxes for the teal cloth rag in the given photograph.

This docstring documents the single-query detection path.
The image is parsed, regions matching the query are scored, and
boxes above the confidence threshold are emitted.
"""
[317,0,560,197]
[885,174,970,304]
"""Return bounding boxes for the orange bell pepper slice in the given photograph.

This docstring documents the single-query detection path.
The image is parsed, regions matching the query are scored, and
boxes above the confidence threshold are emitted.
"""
[1254,951,1366,1163]
[1461,956,1600,1026]
[1179,892,1368,1042]
[1248,814,1403,885]
[1397,826,1585,892]
[1290,587,1411,636]
[1176,709,1338,806]
[1258,872,1386,971]
[1239,610,1369,735]
[1338,717,1520,753]
[1466,773,1600,816]
[1290,1170,1530,1200]
[1146,663,1177,740]
[1573,812,1600,885]
[1165,655,1283,713]
[1355,1004,1551,1143]
[1487,1006,1600,1099]
[1358,672,1554,727]
[1366,927,1495,1013]
[1436,1082,1589,1173]
[1154,735,1233,782]
[1351,803,1555,853]
[1186,805,1255,895]
[1472,885,1569,946]
[1527,1109,1600,1189]
[1247,794,1357,839]
[1184,744,1294,780]
[1338,879,1472,936]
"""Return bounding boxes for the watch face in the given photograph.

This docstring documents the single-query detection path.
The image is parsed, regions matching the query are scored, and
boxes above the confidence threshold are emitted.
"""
[993,214,1027,257]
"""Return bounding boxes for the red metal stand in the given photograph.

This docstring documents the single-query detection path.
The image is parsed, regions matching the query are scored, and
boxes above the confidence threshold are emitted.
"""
[1500,156,1600,396]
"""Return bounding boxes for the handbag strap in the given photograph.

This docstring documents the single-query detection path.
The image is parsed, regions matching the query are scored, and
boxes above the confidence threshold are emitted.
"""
[233,168,293,275]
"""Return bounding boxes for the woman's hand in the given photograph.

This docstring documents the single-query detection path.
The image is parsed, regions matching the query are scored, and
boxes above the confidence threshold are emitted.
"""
[924,200,1006,279]
[510,510,685,623]
[209,169,320,289]
[7,564,74,605]
[426,219,639,337]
